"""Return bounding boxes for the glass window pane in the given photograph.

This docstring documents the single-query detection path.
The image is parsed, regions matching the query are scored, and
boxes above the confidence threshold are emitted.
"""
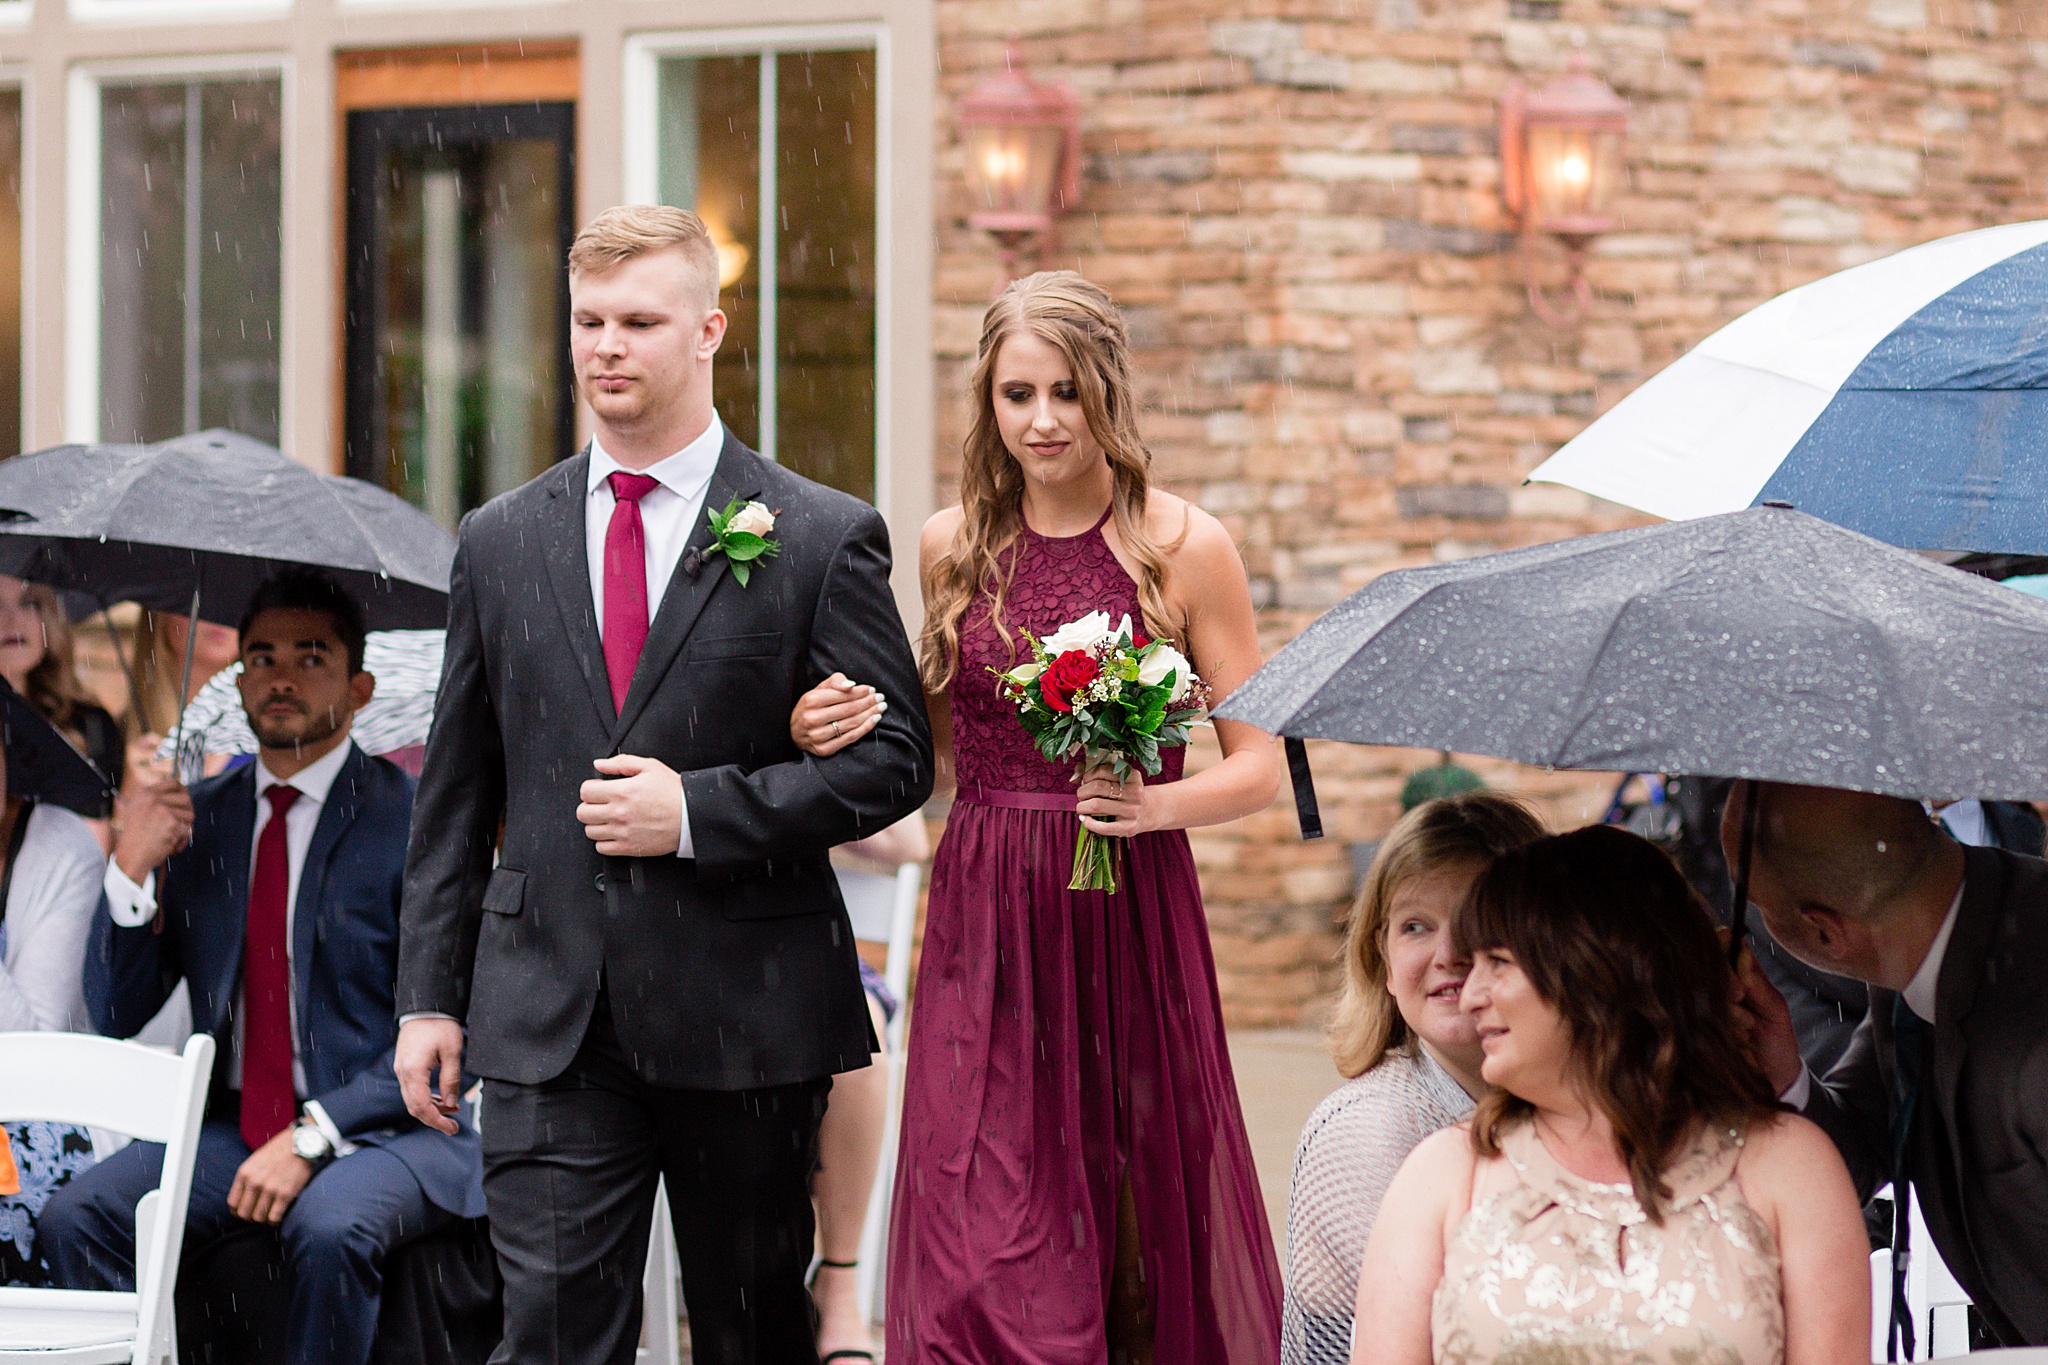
[196,82,282,438]
[99,78,282,445]
[346,104,574,530]
[775,50,877,502]
[99,85,188,444]
[659,55,761,451]
[0,90,22,460]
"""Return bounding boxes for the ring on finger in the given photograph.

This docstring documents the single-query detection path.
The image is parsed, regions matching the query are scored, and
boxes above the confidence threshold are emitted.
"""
[831,719,842,738]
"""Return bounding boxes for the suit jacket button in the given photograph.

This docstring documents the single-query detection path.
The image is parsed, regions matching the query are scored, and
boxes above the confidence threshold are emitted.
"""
[594,871,606,892]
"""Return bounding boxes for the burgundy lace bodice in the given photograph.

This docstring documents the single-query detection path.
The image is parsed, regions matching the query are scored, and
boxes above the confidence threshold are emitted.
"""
[949,511,1186,794]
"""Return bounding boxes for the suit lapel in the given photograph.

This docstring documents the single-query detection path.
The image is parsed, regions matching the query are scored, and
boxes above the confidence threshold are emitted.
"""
[610,432,761,746]
[290,746,366,1066]
[539,451,617,731]
[208,766,257,1028]
[1934,847,2001,1122]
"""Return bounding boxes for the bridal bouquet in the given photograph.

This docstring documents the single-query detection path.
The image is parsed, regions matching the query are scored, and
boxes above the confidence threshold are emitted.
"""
[990,610,1212,893]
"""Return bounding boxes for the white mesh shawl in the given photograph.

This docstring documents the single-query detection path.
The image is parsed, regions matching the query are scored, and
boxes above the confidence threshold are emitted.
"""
[1280,1047,1477,1365]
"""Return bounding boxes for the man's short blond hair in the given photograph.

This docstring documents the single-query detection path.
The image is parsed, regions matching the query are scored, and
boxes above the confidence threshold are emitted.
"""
[568,205,719,307]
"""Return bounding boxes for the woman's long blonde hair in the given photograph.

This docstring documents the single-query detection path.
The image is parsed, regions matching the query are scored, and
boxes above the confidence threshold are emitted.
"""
[918,271,1183,693]
[1329,791,1546,1079]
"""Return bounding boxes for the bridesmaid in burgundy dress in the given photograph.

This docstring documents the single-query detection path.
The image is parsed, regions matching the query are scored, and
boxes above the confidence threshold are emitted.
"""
[801,271,1284,1362]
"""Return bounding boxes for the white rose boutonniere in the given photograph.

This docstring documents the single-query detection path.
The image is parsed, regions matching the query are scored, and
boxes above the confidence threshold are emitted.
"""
[706,497,781,586]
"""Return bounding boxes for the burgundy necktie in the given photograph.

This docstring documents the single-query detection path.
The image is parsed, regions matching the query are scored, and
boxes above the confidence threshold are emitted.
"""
[603,472,662,712]
[241,784,299,1151]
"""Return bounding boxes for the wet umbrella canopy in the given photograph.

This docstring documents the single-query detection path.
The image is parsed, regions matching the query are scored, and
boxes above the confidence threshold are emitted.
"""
[1217,505,2048,802]
[0,429,454,631]
[0,683,112,816]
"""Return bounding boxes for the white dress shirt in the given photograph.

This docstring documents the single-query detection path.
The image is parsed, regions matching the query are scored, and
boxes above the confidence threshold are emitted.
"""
[1778,880,1965,1108]
[105,739,359,1149]
[585,415,724,861]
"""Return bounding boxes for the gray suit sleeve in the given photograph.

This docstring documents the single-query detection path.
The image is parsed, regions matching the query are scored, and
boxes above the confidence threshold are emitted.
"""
[679,507,934,874]
[1800,1004,1894,1202]
[396,530,507,1019]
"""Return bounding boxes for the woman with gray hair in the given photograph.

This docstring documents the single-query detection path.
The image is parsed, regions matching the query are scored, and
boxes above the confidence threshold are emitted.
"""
[1282,791,1544,1365]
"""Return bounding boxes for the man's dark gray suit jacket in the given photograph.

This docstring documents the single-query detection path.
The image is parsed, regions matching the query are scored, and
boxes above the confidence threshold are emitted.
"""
[396,431,934,1091]
[1801,843,2048,1346]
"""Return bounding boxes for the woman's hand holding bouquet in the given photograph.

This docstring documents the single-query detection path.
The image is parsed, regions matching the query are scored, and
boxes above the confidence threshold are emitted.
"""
[990,610,1211,892]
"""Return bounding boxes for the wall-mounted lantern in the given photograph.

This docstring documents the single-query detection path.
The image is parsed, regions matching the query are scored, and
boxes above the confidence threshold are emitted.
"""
[959,42,1081,289]
[1500,53,1628,326]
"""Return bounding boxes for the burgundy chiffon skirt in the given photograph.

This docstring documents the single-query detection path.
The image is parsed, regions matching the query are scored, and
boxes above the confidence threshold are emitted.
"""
[885,799,1282,1363]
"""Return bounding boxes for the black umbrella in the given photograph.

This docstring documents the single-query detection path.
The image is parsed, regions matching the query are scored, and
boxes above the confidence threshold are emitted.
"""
[0,682,113,816]
[0,429,455,774]
[1215,505,2048,951]
[0,430,453,631]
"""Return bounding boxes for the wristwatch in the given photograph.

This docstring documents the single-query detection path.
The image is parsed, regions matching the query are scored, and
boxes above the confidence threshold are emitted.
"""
[291,1121,334,1163]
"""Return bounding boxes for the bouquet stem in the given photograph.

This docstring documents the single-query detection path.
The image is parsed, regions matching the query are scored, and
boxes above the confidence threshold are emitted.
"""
[1069,827,1120,893]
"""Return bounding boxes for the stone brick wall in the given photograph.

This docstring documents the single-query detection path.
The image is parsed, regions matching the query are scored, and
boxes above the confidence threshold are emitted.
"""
[929,0,2048,1025]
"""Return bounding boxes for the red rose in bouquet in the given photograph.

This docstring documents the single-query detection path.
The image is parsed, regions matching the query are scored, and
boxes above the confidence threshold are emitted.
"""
[1039,650,1100,713]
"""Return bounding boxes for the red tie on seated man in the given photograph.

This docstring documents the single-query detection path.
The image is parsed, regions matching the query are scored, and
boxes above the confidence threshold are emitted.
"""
[240,784,300,1152]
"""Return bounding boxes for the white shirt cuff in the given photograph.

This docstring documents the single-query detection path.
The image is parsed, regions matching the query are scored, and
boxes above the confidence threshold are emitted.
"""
[301,1100,358,1157]
[398,1012,458,1026]
[674,774,694,859]
[103,861,158,929]
[1778,1064,1814,1110]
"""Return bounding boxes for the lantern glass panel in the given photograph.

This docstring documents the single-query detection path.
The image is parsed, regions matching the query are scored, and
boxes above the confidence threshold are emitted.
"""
[966,122,1064,220]
[1525,122,1622,229]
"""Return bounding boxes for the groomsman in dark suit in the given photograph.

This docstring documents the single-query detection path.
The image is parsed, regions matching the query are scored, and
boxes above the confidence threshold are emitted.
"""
[1732,781,2048,1348]
[42,569,485,1365]
[394,205,932,1365]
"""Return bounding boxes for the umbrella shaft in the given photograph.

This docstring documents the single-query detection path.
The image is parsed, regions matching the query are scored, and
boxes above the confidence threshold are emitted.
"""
[1729,779,1760,968]
[169,576,203,782]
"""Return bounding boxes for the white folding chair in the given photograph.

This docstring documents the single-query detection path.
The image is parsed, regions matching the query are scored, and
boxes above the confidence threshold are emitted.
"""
[1871,1182,1977,1362]
[637,1176,680,1365]
[853,861,921,1322]
[0,1032,214,1365]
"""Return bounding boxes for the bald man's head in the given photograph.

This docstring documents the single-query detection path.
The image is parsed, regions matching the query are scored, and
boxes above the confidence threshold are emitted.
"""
[1725,781,1962,984]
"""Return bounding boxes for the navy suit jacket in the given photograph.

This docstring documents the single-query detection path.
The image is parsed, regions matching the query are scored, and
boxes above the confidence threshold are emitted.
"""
[85,743,485,1218]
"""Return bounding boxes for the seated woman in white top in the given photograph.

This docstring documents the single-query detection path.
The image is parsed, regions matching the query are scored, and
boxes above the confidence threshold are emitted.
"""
[1281,791,1545,1365]
[0,749,123,1284]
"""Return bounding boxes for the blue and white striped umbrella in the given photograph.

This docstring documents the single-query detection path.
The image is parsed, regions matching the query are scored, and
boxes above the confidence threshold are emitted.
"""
[1530,220,2048,554]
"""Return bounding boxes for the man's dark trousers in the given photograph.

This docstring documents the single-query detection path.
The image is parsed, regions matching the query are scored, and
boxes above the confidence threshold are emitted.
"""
[482,993,828,1364]
[41,1101,453,1365]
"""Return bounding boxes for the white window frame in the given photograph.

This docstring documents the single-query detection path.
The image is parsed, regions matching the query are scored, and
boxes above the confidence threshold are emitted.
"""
[622,23,892,511]
[65,53,292,445]
[70,0,286,27]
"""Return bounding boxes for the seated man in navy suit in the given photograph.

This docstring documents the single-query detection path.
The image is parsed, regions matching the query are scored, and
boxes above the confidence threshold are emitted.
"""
[41,568,485,1365]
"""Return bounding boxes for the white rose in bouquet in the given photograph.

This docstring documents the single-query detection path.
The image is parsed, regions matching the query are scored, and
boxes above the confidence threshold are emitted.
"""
[1137,643,1195,703]
[1039,610,1114,658]
[727,501,777,537]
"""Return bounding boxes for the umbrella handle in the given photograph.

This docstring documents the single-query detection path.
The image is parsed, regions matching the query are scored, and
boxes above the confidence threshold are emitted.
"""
[168,575,202,784]
[1728,778,1760,968]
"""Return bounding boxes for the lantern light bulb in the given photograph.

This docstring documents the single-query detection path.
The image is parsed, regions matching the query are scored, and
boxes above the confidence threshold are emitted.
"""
[700,216,751,289]
[982,146,1024,186]
[1559,153,1589,185]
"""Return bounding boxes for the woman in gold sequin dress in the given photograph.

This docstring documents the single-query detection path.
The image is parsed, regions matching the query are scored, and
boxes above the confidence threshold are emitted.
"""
[1352,826,1871,1365]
